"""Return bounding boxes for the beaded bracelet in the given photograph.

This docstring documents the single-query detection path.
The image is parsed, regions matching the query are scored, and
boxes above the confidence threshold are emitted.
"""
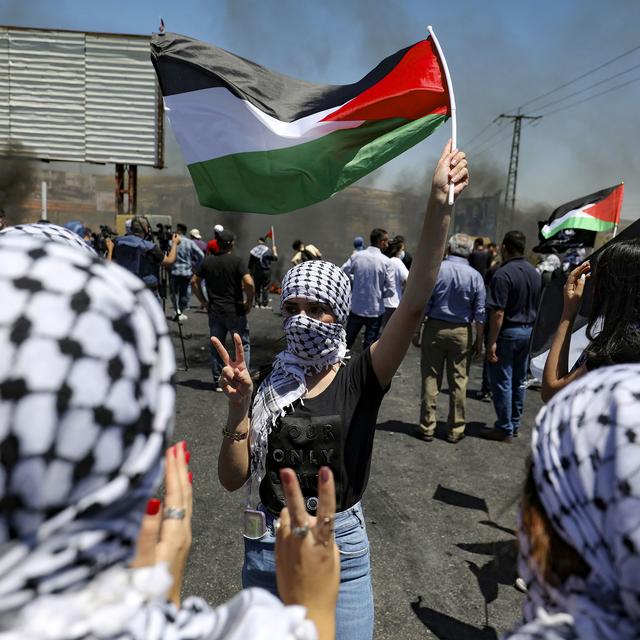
[222,426,248,441]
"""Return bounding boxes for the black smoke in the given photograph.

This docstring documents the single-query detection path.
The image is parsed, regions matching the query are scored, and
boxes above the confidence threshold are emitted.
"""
[0,141,36,223]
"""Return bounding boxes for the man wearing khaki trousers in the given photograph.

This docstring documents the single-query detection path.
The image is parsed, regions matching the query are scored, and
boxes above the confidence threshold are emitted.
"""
[417,234,486,443]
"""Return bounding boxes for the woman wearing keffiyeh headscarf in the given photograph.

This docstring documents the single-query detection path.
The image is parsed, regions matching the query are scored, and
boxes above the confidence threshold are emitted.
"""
[541,238,640,402]
[0,231,337,640]
[214,141,469,640]
[507,364,640,639]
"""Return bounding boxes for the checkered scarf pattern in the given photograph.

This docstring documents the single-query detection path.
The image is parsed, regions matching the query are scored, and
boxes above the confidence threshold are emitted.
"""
[0,234,177,633]
[507,365,640,640]
[0,236,319,639]
[249,261,351,488]
[0,222,97,257]
[250,244,270,260]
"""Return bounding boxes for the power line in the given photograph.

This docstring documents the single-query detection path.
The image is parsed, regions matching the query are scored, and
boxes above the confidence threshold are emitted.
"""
[534,61,640,112]
[465,120,509,155]
[468,127,512,156]
[539,74,640,118]
[462,118,499,147]
[462,48,640,153]
[470,130,514,158]
[512,43,640,111]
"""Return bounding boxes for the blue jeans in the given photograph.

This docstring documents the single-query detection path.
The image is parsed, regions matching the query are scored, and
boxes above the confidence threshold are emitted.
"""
[243,502,374,640]
[208,314,250,383]
[346,313,383,350]
[488,326,532,435]
[170,274,192,314]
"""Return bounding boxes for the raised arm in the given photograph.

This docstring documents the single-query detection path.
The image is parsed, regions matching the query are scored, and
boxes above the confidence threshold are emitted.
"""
[161,233,180,267]
[370,141,469,387]
[541,262,590,402]
[214,333,254,491]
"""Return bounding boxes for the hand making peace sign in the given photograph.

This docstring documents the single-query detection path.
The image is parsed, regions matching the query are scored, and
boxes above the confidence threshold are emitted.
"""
[211,333,254,405]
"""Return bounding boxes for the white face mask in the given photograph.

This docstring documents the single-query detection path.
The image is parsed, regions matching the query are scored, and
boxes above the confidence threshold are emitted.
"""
[398,250,405,260]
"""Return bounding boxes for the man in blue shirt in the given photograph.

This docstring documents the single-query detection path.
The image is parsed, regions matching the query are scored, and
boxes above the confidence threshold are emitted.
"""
[170,223,204,321]
[342,228,395,349]
[418,234,486,443]
[482,230,541,443]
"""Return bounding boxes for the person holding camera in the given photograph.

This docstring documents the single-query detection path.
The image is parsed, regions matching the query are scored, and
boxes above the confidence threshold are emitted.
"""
[108,216,179,295]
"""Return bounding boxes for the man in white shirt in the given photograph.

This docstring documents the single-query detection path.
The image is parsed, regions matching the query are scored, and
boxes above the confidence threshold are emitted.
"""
[342,228,395,349]
[382,238,410,328]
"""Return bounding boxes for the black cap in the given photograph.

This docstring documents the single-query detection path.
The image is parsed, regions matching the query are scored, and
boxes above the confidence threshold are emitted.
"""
[218,229,235,245]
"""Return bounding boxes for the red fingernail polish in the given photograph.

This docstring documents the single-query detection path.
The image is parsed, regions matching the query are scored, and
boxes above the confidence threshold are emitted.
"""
[146,498,161,515]
[182,441,188,451]
[320,467,329,483]
[188,471,193,485]
[185,451,191,464]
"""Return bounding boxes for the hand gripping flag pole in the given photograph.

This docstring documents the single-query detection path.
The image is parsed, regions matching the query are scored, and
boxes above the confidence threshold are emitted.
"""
[428,26,457,205]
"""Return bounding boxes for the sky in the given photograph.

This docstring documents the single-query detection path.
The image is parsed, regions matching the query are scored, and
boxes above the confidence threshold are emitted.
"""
[2,0,640,220]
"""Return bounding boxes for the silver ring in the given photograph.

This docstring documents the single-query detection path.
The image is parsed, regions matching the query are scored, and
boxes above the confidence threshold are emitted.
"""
[163,506,186,520]
[291,522,310,539]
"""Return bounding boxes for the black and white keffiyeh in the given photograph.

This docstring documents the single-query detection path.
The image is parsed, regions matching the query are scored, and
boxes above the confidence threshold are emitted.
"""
[0,236,316,640]
[0,222,97,256]
[507,364,640,640]
[249,261,351,488]
[249,244,270,260]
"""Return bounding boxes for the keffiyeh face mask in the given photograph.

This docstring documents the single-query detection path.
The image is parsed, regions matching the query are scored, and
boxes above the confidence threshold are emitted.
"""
[283,314,346,365]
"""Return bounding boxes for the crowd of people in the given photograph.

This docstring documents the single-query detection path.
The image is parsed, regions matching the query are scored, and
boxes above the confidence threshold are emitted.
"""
[1,140,640,640]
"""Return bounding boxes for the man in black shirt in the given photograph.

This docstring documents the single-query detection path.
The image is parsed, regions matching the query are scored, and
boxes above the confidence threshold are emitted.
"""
[193,229,255,389]
[468,237,492,279]
[482,230,541,442]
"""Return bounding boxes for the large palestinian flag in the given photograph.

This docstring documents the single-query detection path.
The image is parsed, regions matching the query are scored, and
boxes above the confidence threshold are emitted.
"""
[540,183,624,239]
[151,32,451,214]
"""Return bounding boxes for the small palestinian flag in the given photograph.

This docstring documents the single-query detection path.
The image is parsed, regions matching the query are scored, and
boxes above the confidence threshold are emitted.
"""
[265,228,273,239]
[529,216,640,380]
[151,32,451,214]
[540,183,624,239]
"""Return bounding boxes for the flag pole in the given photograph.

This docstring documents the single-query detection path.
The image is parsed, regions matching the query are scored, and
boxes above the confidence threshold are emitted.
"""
[428,25,457,206]
[271,225,276,247]
[612,181,624,238]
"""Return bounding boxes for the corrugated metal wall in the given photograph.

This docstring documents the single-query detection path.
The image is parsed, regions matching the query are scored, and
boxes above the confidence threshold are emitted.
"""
[0,27,163,167]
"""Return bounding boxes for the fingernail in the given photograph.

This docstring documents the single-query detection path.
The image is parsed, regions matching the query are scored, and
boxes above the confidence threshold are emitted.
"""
[280,469,292,486]
[185,451,191,464]
[188,471,193,485]
[146,498,161,515]
[182,441,188,451]
[320,467,330,483]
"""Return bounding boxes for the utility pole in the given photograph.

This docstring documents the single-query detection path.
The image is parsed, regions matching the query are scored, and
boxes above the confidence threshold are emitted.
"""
[496,113,541,240]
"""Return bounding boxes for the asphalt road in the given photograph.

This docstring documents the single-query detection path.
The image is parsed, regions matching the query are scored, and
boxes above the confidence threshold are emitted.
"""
[170,301,541,640]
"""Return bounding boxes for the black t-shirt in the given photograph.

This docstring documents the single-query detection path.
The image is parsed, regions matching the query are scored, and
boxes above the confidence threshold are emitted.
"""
[487,256,542,327]
[248,249,277,273]
[468,250,491,278]
[196,253,248,316]
[258,348,388,515]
